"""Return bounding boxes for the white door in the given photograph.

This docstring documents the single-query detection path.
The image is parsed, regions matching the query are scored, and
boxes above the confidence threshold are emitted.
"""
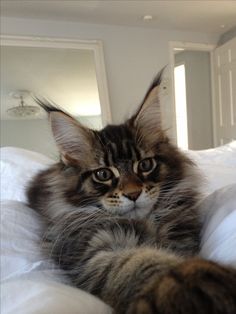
[213,37,236,146]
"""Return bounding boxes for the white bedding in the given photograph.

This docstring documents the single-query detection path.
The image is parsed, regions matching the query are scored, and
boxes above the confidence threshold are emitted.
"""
[1,143,236,314]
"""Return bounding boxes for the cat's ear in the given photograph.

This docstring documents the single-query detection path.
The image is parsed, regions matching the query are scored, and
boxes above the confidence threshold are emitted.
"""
[34,98,95,165]
[130,68,167,148]
[49,111,95,165]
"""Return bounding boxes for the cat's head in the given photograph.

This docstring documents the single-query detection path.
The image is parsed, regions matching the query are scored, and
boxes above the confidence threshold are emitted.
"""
[37,70,193,219]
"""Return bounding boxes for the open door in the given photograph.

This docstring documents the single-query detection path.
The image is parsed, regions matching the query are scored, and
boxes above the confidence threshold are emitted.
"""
[213,37,236,145]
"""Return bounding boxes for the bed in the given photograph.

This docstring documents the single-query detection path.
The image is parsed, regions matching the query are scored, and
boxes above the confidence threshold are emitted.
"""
[1,142,236,314]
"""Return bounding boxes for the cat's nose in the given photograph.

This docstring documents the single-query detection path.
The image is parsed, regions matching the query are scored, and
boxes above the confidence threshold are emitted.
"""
[123,190,141,202]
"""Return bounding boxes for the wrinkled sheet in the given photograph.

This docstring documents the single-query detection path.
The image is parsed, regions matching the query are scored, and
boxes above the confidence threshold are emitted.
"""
[1,201,112,314]
[1,144,236,314]
[200,184,236,266]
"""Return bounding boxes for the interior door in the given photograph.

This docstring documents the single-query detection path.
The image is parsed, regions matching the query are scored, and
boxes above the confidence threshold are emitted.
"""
[213,37,236,146]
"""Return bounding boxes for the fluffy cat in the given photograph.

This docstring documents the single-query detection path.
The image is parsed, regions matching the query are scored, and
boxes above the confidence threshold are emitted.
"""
[28,70,236,314]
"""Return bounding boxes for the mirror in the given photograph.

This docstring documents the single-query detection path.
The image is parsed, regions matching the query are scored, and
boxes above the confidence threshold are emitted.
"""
[170,42,216,150]
[0,35,111,158]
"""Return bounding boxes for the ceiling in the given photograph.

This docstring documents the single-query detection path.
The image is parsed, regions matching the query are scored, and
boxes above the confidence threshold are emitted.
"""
[1,0,236,35]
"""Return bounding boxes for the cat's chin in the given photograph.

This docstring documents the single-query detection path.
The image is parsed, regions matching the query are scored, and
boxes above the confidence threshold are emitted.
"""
[123,204,153,219]
[102,199,155,219]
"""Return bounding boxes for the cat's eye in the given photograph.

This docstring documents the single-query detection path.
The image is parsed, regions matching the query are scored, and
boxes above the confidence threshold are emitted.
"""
[94,168,113,182]
[138,158,155,173]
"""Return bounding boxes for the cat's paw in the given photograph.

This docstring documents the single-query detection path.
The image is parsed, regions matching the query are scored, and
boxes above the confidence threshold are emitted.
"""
[127,259,236,314]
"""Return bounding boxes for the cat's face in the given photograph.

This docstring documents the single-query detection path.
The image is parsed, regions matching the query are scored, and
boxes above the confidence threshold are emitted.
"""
[73,124,169,218]
[44,70,188,218]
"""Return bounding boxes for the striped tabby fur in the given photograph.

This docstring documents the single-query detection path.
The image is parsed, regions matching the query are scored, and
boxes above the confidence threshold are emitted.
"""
[28,70,236,313]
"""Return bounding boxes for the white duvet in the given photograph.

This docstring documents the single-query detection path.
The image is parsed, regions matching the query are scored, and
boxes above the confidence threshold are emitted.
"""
[1,143,236,314]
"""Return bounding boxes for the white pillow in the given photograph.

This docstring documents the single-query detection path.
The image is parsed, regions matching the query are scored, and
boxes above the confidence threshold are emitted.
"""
[185,141,236,195]
[1,147,53,203]
[187,141,236,167]
[2,278,112,314]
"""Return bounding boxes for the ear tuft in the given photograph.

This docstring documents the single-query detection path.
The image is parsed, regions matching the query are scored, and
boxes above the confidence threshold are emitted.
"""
[129,68,166,148]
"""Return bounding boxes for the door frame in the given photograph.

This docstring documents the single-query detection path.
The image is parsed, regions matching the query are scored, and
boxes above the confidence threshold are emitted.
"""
[169,41,217,147]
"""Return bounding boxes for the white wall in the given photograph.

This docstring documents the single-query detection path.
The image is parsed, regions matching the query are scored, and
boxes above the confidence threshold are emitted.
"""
[1,17,219,122]
[1,16,219,156]
[1,119,57,158]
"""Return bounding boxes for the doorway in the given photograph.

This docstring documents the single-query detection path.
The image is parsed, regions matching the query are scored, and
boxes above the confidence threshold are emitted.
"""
[169,42,215,150]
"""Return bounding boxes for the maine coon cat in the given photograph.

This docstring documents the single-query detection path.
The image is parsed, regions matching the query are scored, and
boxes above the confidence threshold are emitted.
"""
[28,70,236,314]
